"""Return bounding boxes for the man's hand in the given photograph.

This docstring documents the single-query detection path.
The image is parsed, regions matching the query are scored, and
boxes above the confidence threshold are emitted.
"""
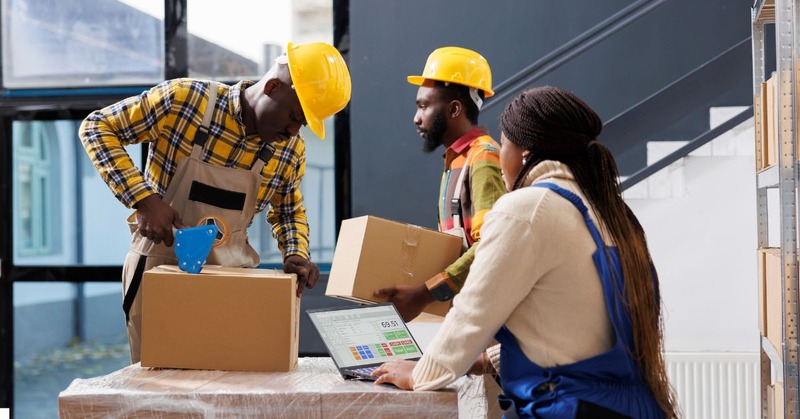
[284,255,319,297]
[134,195,188,247]
[373,284,435,322]
[371,359,417,390]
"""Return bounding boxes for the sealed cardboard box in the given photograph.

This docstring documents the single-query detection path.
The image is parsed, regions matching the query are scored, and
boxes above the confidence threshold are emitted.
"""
[758,248,779,335]
[756,82,768,171]
[326,216,463,317]
[769,382,784,419]
[762,248,783,356]
[141,265,298,372]
[766,75,778,167]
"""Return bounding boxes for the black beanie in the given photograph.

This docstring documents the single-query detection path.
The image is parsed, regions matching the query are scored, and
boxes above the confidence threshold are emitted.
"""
[500,86,603,158]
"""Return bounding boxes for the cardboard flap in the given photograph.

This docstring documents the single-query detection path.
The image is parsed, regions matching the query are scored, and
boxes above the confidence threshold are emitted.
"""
[151,264,292,279]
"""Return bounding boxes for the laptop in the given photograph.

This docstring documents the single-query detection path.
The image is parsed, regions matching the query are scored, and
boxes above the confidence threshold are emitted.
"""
[307,303,423,380]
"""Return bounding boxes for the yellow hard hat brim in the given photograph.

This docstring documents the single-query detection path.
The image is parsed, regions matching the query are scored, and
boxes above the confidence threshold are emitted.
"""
[407,75,426,86]
[306,116,325,140]
[406,75,495,97]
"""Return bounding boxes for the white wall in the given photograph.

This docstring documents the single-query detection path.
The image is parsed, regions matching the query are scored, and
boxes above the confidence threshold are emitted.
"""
[627,153,758,352]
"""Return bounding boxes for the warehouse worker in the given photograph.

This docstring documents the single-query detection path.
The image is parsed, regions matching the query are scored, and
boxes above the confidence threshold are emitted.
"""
[79,42,351,363]
[374,47,506,321]
[371,87,677,417]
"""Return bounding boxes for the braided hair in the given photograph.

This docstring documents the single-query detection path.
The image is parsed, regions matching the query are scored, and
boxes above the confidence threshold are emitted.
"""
[500,86,678,417]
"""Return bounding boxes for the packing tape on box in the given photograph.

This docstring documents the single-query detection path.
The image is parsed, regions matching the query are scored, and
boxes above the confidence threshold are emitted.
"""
[400,225,422,284]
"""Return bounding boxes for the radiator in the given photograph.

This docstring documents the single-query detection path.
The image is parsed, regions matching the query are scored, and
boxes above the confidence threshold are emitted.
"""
[665,352,760,419]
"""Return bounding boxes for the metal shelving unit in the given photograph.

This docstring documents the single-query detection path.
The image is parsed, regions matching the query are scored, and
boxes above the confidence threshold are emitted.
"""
[753,0,800,416]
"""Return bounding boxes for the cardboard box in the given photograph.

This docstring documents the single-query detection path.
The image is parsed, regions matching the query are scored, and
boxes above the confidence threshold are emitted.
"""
[758,248,779,335]
[769,382,784,419]
[141,265,299,372]
[766,75,778,168]
[756,82,768,171]
[326,216,463,317]
[762,248,783,356]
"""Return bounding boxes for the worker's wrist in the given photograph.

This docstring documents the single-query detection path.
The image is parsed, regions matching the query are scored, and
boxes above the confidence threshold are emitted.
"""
[283,249,310,262]
[133,193,161,210]
[425,273,455,302]
[415,283,437,305]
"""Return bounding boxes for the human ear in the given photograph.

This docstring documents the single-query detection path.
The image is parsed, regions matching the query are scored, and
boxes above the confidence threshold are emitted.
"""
[449,100,462,119]
[263,78,280,95]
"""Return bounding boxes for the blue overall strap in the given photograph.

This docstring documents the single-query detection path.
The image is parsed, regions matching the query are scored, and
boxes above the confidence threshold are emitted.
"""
[533,181,633,349]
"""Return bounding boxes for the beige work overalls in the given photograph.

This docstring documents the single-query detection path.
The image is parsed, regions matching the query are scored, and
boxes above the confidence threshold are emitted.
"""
[121,82,273,363]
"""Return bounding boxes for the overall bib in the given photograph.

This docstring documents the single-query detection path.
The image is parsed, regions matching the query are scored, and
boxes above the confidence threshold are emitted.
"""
[494,182,663,418]
[121,82,273,363]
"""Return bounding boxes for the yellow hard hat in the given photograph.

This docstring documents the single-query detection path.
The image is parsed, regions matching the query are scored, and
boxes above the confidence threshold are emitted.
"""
[286,42,352,139]
[407,46,494,97]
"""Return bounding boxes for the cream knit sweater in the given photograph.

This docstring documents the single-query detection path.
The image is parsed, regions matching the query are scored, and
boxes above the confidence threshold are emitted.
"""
[412,160,616,391]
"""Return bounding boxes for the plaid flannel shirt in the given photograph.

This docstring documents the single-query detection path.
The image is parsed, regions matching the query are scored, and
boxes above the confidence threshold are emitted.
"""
[79,78,310,260]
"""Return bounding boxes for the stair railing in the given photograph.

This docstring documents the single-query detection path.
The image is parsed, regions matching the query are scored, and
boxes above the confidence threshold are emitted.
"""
[483,0,671,111]
[619,106,753,190]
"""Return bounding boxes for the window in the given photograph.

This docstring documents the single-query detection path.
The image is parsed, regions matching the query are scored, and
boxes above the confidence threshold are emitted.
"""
[13,122,55,258]
[12,120,142,266]
[1,0,164,88]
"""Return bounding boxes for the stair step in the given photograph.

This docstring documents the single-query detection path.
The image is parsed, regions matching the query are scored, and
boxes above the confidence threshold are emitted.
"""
[623,110,755,200]
[622,160,685,200]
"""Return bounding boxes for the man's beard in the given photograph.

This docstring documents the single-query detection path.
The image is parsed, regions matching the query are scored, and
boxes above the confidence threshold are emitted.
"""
[421,110,448,153]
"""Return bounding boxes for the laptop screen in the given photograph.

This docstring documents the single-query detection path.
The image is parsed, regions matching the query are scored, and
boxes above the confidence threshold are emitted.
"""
[307,304,423,368]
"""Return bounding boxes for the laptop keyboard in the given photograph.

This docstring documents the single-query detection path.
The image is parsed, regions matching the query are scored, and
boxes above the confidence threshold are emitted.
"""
[348,366,378,378]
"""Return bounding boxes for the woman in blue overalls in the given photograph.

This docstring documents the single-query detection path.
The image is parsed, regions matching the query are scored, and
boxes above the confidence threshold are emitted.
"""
[373,86,678,418]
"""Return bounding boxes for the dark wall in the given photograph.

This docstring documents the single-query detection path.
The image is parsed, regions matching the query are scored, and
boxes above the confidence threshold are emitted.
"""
[348,0,753,228]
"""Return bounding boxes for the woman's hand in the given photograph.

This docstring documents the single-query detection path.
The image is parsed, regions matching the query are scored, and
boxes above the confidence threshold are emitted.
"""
[370,359,417,390]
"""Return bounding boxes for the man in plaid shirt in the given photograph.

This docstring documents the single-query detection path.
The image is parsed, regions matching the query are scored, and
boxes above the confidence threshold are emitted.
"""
[80,42,351,363]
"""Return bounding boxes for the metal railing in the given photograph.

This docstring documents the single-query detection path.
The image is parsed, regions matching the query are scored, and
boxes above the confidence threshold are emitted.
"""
[619,106,753,190]
[484,0,671,110]
[484,1,752,185]
[601,38,753,175]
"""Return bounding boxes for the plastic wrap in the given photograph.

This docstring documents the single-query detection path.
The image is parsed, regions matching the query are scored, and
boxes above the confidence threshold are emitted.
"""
[58,357,490,418]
